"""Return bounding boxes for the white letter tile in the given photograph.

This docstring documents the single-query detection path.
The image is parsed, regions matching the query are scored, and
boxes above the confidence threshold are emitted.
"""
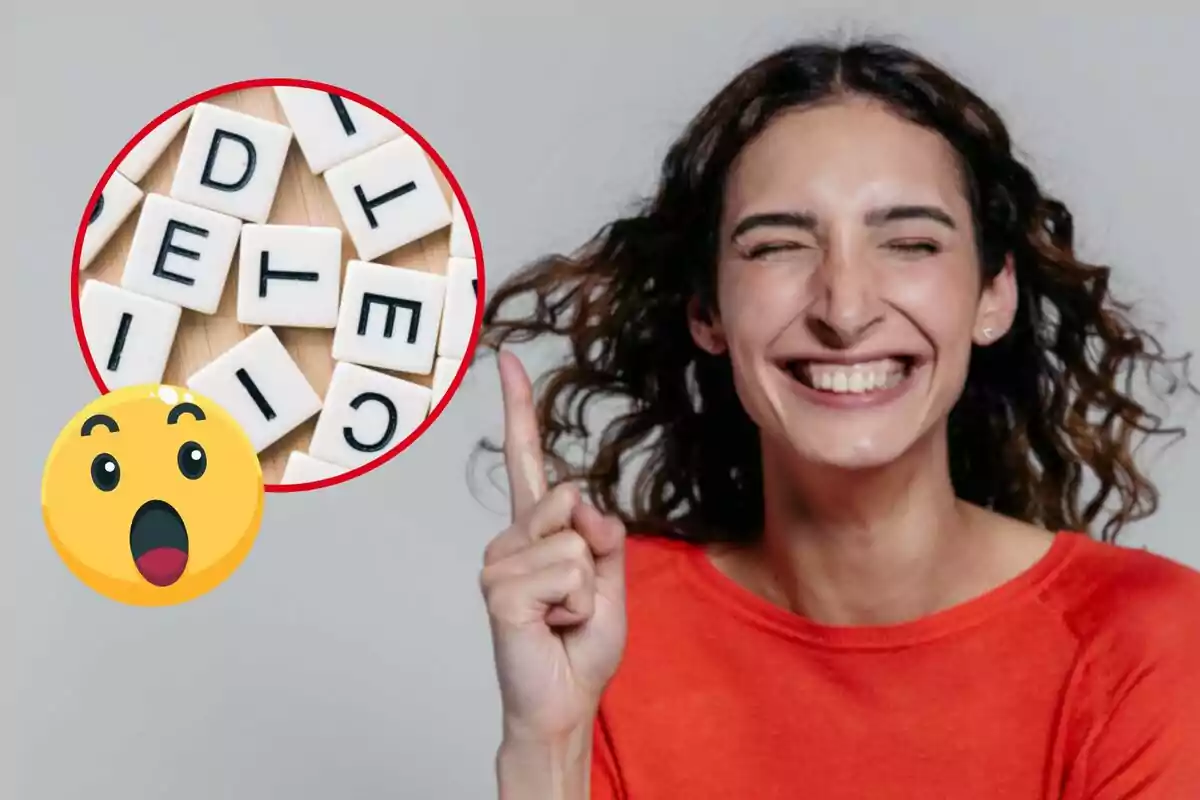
[437,256,478,360]
[120,193,242,314]
[308,361,432,470]
[331,260,445,375]
[323,137,451,261]
[80,279,181,390]
[82,171,144,270]
[448,195,476,259]
[280,451,345,484]
[430,356,463,412]
[170,103,293,223]
[236,224,342,328]
[273,87,404,174]
[185,326,321,453]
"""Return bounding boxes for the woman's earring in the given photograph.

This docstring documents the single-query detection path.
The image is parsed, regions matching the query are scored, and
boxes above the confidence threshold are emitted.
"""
[980,327,994,342]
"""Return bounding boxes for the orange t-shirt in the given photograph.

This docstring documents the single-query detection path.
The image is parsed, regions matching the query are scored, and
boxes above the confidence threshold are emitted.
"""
[591,531,1200,799]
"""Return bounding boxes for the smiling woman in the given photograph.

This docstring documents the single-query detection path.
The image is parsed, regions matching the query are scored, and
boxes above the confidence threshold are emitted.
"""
[474,39,1200,799]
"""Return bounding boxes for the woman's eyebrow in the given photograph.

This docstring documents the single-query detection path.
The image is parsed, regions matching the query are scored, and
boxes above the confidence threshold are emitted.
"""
[730,211,818,241]
[730,205,956,242]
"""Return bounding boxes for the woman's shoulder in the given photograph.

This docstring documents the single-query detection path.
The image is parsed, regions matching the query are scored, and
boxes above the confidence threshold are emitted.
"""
[623,532,702,587]
[1048,532,1200,663]
[618,533,729,624]
[1047,535,1200,770]
[1057,533,1200,605]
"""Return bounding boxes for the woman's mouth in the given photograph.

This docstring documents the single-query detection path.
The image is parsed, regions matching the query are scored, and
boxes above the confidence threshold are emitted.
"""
[778,356,921,406]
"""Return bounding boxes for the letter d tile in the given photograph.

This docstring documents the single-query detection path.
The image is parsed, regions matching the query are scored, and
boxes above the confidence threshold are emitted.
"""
[170,103,293,224]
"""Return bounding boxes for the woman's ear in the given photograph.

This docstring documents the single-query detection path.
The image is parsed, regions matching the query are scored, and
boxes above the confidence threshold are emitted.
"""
[974,255,1018,346]
[688,295,728,355]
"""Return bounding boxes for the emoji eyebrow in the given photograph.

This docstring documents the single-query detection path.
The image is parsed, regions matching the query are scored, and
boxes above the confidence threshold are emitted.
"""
[81,414,119,436]
[167,402,207,425]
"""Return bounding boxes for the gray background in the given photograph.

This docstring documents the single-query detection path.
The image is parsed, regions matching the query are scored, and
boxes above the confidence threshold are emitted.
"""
[2,2,1197,798]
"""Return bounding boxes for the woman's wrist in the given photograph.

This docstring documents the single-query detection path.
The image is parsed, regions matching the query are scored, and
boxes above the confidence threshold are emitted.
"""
[497,722,594,800]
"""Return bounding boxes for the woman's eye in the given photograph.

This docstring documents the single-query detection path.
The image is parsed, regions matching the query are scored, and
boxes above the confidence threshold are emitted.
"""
[745,242,807,259]
[886,240,941,256]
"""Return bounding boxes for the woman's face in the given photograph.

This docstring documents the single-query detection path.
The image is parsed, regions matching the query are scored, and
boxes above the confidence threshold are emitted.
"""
[693,97,1016,472]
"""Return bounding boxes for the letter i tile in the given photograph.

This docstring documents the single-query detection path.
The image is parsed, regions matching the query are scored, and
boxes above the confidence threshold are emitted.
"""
[186,326,322,453]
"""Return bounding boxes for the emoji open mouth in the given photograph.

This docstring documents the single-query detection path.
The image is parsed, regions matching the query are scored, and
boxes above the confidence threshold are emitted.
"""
[129,500,189,587]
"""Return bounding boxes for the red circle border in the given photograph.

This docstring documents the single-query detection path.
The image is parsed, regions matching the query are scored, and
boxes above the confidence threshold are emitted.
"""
[70,77,487,494]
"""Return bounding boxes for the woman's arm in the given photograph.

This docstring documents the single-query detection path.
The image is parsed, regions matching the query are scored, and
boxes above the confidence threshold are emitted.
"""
[483,353,629,800]
[497,724,594,800]
[1060,571,1200,799]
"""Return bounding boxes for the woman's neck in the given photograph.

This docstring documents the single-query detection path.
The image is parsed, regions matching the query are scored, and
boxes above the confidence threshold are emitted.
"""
[714,431,995,627]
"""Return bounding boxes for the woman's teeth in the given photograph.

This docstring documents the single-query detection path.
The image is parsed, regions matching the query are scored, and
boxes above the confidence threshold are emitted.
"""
[793,358,908,394]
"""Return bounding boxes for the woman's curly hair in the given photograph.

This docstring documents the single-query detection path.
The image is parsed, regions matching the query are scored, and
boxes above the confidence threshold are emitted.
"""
[474,39,1195,544]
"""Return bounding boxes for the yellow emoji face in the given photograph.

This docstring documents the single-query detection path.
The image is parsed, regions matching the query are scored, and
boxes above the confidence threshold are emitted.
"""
[41,384,264,606]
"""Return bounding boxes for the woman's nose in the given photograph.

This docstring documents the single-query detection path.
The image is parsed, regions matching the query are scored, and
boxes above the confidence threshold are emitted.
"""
[806,245,884,346]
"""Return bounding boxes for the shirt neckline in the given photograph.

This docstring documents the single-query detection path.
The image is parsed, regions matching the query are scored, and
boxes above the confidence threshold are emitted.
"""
[677,529,1083,651]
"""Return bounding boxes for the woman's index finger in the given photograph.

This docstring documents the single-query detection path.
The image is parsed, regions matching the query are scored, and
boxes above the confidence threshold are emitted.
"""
[497,349,548,520]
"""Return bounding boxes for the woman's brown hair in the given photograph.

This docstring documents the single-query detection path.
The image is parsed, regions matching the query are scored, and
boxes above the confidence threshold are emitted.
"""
[474,39,1195,544]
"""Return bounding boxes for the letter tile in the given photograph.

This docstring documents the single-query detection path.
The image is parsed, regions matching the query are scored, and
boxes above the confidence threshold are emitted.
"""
[82,171,144,270]
[273,87,404,174]
[280,451,345,484]
[79,279,181,389]
[236,224,342,328]
[430,356,463,411]
[323,137,451,261]
[119,193,242,314]
[185,326,321,453]
[448,195,476,259]
[170,103,293,223]
[436,256,479,359]
[308,361,432,470]
[331,260,446,375]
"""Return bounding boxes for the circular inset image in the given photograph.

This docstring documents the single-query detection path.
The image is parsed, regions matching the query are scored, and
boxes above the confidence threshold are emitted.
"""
[71,79,484,492]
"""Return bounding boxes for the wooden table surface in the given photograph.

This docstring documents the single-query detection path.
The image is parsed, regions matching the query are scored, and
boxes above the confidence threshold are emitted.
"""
[78,87,458,486]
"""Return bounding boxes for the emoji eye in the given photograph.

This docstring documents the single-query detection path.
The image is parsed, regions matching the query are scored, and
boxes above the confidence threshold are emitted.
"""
[178,442,207,480]
[91,453,120,492]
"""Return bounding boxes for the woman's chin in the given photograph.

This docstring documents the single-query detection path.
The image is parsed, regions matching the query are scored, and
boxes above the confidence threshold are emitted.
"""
[771,428,919,473]
[804,447,908,473]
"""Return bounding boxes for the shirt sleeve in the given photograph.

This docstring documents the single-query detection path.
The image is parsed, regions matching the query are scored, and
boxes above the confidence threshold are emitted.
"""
[590,711,626,800]
[1061,584,1200,798]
